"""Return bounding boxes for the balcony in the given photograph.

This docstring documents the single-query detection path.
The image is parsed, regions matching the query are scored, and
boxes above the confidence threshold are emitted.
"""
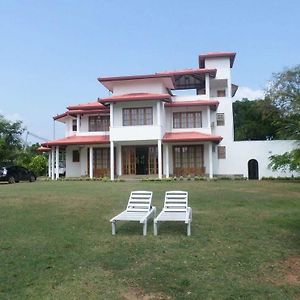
[110,125,162,141]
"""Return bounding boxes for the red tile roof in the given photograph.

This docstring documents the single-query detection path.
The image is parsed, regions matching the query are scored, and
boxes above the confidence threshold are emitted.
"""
[165,100,219,108]
[67,101,107,110]
[199,52,236,68]
[163,131,222,143]
[99,93,171,105]
[53,109,109,121]
[37,146,51,152]
[42,135,109,147]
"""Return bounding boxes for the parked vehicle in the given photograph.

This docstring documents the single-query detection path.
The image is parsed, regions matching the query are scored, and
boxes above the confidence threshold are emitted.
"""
[0,166,36,184]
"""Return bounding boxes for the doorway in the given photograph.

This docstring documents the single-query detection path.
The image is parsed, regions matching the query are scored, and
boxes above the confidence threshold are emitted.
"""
[136,147,148,175]
[248,159,259,179]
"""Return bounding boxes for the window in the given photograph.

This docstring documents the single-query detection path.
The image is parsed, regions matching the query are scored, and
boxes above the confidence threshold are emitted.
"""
[217,90,226,97]
[173,112,202,128]
[217,146,226,159]
[89,115,110,131]
[216,113,225,126]
[173,145,204,176]
[123,108,153,126]
[72,150,80,162]
[72,119,77,131]
[94,148,110,169]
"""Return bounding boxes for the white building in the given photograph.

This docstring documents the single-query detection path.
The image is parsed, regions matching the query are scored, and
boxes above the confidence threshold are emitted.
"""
[41,52,299,180]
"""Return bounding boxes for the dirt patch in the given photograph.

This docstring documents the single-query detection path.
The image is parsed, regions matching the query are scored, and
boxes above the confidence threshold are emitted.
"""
[271,256,300,286]
[122,287,171,300]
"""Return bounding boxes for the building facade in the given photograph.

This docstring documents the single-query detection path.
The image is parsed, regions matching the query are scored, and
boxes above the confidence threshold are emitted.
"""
[42,52,299,180]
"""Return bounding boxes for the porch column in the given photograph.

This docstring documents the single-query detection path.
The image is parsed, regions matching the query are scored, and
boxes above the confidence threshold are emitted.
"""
[55,146,59,180]
[208,143,213,179]
[89,146,93,179]
[110,141,114,181]
[165,143,170,178]
[205,73,210,98]
[51,147,55,180]
[158,139,162,179]
[117,144,122,176]
[48,151,51,178]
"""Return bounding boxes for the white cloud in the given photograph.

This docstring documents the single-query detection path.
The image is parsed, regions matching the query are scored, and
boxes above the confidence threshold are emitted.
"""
[0,110,22,122]
[233,86,264,101]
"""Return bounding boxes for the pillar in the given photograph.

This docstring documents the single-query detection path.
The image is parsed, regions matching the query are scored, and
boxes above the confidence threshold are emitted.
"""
[76,114,80,133]
[89,146,93,179]
[205,73,210,98]
[207,106,211,131]
[165,143,169,178]
[110,141,114,181]
[51,147,55,180]
[158,139,162,179]
[208,143,213,179]
[117,144,122,176]
[55,146,59,180]
[48,151,51,178]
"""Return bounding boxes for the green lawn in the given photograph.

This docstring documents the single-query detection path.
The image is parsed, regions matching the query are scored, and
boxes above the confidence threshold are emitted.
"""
[0,180,299,299]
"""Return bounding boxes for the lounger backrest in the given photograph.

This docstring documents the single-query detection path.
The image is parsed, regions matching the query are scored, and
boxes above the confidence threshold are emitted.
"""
[126,191,153,212]
[163,191,188,212]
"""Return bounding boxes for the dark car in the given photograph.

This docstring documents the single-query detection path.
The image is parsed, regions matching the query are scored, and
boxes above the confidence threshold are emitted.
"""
[0,166,36,184]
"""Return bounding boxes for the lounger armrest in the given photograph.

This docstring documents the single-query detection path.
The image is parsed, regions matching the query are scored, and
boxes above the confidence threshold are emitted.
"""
[154,210,164,223]
[110,210,126,223]
[140,206,156,223]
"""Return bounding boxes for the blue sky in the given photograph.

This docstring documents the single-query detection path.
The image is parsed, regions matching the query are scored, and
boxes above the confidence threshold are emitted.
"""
[0,0,299,143]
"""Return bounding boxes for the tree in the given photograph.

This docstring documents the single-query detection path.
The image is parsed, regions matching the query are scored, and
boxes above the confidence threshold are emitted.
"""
[29,155,48,176]
[267,65,300,172]
[0,114,25,165]
[233,98,281,141]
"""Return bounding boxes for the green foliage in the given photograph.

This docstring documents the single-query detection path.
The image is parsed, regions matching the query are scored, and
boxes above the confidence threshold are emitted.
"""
[269,148,300,172]
[266,65,300,172]
[266,65,300,140]
[29,155,48,176]
[233,98,281,141]
[0,114,25,164]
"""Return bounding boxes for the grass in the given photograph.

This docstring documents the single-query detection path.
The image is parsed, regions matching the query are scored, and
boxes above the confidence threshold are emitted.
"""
[0,180,300,299]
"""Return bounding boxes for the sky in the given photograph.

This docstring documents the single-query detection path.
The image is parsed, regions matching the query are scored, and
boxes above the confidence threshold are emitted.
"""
[0,0,299,144]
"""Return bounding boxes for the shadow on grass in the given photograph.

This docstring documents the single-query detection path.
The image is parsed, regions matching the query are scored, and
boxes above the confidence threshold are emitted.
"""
[112,221,188,236]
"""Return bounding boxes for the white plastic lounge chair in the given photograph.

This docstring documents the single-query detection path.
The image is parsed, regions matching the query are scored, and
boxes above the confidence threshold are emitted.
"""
[110,191,156,236]
[154,191,192,236]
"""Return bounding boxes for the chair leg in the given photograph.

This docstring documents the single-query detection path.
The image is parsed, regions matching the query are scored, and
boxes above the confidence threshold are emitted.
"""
[143,221,147,236]
[187,222,191,236]
[154,221,158,236]
[112,221,116,235]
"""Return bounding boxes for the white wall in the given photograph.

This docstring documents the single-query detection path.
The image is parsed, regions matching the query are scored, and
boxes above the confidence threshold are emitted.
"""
[65,145,86,177]
[204,57,231,79]
[217,140,299,178]
[112,79,168,95]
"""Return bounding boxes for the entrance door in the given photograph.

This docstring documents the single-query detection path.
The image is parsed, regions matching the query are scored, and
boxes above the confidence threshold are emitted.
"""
[248,159,259,179]
[136,147,148,175]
